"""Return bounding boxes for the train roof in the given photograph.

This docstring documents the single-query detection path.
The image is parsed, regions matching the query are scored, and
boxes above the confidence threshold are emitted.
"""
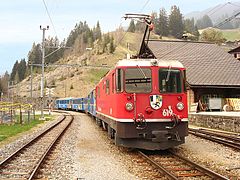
[72,97,88,99]
[115,59,184,68]
[56,97,73,100]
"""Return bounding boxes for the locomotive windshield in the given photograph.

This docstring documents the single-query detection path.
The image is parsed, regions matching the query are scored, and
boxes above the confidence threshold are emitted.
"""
[159,68,182,93]
[125,68,152,93]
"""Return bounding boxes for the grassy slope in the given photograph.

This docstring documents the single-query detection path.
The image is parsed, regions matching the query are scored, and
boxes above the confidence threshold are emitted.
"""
[0,114,54,142]
[53,32,143,98]
[199,28,240,41]
[221,29,240,41]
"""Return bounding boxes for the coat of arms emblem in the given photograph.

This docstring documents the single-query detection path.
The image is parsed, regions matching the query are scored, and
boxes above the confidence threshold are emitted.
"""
[150,95,162,110]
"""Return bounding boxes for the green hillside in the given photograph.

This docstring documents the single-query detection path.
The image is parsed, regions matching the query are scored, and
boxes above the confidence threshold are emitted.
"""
[221,29,240,41]
[200,28,240,41]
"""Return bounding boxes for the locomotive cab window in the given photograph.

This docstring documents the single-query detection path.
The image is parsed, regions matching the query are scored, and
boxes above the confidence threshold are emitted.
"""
[159,68,182,93]
[116,68,123,93]
[125,68,152,93]
[182,70,187,92]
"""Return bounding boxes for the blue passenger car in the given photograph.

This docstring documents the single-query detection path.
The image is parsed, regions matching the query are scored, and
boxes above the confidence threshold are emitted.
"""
[83,98,88,112]
[87,89,96,116]
[55,98,72,110]
[72,98,85,111]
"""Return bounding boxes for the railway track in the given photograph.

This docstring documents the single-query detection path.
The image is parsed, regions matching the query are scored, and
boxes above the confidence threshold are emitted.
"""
[138,150,229,179]
[189,128,240,150]
[0,112,73,180]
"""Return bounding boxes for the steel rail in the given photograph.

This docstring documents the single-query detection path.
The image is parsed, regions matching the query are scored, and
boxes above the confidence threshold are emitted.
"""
[0,114,66,167]
[138,151,178,180]
[189,128,240,150]
[169,150,229,180]
[138,150,229,180]
[29,113,74,179]
[191,128,240,142]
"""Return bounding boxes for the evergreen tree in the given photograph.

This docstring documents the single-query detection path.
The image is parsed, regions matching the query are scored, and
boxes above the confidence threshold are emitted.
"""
[66,23,79,47]
[87,30,94,47]
[196,15,213,29]
[109,36,115,54]
[28,43,42,65]
[155,8,169,36]
[169,5,183,38]
[0,80,3,96]
[202,15,213,28]
[102,33,110,53]
[65,20,101,55]
[1,71,9,95]
[135,21,145,33]
[196,19,203,29]
[45,36,64,64]
[184,18,195,33]
[127,20,136,33]
[17,59,27,81]
[193,25,200,40]
[10,61,19,82]
[14,71,20,83]
[94,21,102,40]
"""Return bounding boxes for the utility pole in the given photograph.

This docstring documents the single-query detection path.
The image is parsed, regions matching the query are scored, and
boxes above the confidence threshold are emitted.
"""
[30,64,33,99]
[40,25,49,120]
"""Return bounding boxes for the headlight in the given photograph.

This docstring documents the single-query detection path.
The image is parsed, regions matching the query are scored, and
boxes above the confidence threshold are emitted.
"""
[176,102,184,111]
[126,102,134,111]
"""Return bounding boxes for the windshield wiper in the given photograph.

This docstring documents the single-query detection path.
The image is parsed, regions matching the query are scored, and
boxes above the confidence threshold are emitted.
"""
[166,65,172,82]
[137,65,147,79]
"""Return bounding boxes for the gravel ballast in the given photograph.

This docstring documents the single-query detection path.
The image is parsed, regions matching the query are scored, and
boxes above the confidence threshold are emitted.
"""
[175,134,240,179]
[0,112,239,179]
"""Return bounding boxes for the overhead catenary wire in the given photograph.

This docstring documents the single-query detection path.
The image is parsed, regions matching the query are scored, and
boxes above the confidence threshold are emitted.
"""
[213,2,240,28]
[206,4,223,15]
[227,2,240,8]
[115,0,151,47]
[207,2,231,16]
[207,1,240,28]
[139,0,150,13]
[42,0,58,38]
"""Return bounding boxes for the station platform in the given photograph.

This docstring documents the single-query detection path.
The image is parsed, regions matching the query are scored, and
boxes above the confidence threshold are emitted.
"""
[188,111,240,133]
[190,111,240,117]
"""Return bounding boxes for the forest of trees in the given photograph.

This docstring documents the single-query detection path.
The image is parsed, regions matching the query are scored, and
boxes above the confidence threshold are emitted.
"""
[0,21,116,92]
[128,5,200,40]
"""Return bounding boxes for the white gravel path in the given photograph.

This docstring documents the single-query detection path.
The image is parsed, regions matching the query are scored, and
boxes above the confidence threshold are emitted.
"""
[73,112,136,180]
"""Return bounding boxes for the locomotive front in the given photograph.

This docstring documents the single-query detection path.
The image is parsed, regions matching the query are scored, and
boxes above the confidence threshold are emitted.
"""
[110,59,188,150]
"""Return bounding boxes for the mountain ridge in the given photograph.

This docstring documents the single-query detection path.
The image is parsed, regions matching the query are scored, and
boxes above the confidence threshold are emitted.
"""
[185,1,240,23]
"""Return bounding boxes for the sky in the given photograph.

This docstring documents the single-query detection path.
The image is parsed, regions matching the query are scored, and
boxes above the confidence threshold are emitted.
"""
[0,0,233,75]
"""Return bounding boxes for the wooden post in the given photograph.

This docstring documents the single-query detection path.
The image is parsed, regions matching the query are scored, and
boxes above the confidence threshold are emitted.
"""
[20,105,22,124]
[28,110,30,123]
[33,106,35,121]
[10,106,13,123]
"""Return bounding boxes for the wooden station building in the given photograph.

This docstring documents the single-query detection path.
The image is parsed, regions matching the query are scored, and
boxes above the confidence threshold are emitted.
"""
[139,40,240,112]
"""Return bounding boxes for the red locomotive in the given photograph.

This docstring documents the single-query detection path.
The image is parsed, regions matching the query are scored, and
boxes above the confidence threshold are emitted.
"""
[95,58,188,150]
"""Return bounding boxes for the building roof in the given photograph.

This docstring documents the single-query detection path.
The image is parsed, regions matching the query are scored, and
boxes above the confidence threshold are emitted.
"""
[147,40,240,88]
[228,46,240,54]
